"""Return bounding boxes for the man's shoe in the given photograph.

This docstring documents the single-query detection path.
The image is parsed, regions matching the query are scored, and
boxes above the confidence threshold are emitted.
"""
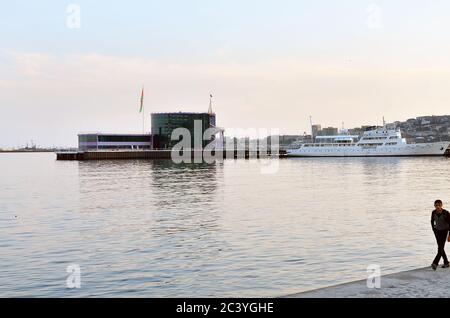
[432,263,438,270]
[442,263,449,268]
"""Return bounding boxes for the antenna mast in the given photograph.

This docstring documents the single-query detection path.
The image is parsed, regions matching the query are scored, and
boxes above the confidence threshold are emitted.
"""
[208,94,213,115]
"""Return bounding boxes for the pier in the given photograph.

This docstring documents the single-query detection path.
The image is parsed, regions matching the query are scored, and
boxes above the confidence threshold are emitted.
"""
[56,147,449,161]
[284,267,450,298]
[56,149,285,161]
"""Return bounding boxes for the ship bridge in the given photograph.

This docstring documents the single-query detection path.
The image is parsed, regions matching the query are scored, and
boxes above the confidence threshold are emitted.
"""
[315,135,359,144]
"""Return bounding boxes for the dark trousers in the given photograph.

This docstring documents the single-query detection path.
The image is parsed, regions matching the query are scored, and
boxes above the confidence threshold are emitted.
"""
[433,229,449,265]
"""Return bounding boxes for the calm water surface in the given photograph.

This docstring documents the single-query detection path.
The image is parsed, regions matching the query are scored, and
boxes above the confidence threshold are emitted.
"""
[1,153,450,297]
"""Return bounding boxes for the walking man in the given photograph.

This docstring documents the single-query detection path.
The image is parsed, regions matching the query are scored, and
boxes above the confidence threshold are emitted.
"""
[431,200,450,270]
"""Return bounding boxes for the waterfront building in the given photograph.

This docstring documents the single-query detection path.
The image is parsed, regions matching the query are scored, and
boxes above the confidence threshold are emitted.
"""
[78,133,152,150]
[151,112,222,149]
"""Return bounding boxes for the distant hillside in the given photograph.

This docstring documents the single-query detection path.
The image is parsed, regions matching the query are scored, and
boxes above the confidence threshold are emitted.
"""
[392,115,450,143]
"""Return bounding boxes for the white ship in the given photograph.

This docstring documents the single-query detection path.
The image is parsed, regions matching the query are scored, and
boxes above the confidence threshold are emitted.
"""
[286,126,450,157]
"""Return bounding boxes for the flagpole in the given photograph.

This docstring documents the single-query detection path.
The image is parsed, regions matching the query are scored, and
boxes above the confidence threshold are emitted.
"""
[141,86,145,134]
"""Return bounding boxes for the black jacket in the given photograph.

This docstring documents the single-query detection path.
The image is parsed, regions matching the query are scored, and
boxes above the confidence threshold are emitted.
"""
[431,209,450,231]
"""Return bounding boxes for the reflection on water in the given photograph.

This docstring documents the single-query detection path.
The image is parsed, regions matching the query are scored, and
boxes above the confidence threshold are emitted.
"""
[74,159,226,297]
[0,154,450,297]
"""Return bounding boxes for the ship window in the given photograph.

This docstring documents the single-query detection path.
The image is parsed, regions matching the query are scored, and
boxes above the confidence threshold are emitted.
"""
[364,137,387,140]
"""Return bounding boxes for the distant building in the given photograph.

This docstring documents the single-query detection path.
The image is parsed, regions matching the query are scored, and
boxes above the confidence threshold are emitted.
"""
[386,123,396,130]
[311,124,321,140]
[360,125,374,131]
[279,135,304,146]
[348,128,363,136]
[78,133,152,150]
[318,127,339,136]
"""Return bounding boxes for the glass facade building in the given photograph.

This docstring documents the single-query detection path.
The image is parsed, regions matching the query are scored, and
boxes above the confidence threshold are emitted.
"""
[78,133,152,150]
[151,113,217,149]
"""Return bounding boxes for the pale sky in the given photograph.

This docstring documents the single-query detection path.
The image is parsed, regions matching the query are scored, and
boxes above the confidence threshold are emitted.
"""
[1,0,450,147]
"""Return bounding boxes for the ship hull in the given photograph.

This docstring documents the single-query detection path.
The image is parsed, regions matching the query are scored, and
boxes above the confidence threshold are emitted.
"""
[286,142,450,157]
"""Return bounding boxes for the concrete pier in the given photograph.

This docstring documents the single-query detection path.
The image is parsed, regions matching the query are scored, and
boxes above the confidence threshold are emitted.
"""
[285,267,450,298]
[56,149,285,161]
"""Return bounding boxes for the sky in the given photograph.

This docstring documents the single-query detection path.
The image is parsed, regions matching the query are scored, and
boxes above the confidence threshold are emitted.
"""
[1,0,450,147]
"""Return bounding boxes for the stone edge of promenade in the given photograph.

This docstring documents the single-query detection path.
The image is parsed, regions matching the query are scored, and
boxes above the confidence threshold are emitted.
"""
[283,266,450,298]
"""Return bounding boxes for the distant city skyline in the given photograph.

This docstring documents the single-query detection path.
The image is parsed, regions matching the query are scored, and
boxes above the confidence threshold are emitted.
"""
[2,1,450,147]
